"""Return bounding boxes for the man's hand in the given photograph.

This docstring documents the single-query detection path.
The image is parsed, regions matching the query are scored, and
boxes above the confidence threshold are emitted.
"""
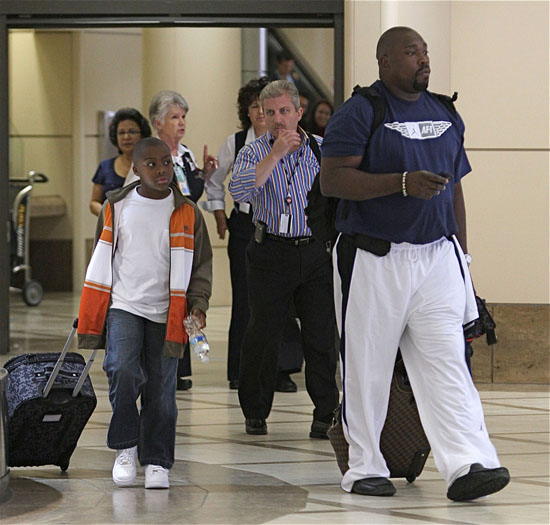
[271,130,302,160]
[190,307,206,329]
[214,209,228,240]
[406,171,451,199]
[254,130,302,188]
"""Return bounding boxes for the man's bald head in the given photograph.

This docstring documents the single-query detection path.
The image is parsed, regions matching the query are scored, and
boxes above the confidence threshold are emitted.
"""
[376,26,421,63]
[375,26,430,100]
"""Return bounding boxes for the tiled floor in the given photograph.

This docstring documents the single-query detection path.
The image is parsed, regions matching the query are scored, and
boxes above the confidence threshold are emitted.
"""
[1,292,548,524]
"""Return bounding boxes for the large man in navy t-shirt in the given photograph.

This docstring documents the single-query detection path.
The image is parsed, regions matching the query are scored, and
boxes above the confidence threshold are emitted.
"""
[321,26,509,501]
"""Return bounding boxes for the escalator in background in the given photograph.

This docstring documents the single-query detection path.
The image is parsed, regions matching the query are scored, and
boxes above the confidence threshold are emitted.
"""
[267,28,333,108]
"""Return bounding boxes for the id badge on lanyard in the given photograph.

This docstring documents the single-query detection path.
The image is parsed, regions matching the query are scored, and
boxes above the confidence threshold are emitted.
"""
[279,213,290,234]
[174,164,191,196]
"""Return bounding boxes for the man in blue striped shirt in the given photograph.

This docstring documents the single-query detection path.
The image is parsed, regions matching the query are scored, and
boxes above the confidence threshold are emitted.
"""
[229,80,339,437]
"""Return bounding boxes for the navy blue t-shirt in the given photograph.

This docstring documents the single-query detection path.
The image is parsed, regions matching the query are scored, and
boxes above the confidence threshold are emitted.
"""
[321,81,471,244]
[92,157,126,203]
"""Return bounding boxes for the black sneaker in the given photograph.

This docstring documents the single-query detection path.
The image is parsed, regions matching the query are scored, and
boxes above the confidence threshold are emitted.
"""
[352,477,396,497]
[310,420,330,439]
[177,378,192,391]
[245,418,267,435]
[447,463,510,501]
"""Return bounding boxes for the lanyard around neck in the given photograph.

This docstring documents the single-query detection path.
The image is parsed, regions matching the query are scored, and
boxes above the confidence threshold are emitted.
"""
[282,146,303,207]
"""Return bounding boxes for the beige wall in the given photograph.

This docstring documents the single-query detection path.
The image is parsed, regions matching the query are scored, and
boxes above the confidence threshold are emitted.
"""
[451,1,549,303]
[74,29,144,287]
[142,27,242,306]
[9,30,73,241]
[142,28,241,166]
[344,0,549,304]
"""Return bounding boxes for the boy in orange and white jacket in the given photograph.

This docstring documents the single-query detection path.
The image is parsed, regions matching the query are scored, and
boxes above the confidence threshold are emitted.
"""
[78,137,212,489]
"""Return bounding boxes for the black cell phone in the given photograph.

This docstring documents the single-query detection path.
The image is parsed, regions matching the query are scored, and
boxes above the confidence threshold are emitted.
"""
[439,171,453,180]
[254,221,266,244]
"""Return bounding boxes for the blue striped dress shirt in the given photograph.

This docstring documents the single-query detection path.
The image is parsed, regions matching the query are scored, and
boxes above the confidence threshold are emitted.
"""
[229,129,322,237]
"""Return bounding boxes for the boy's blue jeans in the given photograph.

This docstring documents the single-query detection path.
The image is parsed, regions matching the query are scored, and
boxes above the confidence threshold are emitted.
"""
[103,308,178,469]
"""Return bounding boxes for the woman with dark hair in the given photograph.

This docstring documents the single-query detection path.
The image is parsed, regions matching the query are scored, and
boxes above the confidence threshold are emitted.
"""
[203,77,303,391]
[305,99,334,137]
[89,107,151,216]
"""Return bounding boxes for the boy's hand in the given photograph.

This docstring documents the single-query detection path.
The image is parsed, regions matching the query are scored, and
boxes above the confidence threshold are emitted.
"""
[190,308,206,329]
[214,209,228,239]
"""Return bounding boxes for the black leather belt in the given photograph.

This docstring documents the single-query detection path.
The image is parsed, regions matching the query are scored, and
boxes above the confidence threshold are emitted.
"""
[266,233,314,246]
[342,233,391,256]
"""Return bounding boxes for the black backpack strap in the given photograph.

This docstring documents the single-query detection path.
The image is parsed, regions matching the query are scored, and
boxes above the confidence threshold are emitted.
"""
[352,84,459,131]
[234,129,248,162]
[352,84,387,136]
[432,91,458,119]
[306,132,322,164]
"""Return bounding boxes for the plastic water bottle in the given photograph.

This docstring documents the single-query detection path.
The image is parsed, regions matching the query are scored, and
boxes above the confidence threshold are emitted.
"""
[183,315,210,363]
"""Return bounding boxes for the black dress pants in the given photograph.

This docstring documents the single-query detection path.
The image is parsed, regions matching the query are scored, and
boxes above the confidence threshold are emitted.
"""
[238,237,339,422]
[226,209,303,381]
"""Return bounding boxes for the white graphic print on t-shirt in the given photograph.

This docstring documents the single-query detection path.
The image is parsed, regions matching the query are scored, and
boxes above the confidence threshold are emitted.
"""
[384,121,452,140]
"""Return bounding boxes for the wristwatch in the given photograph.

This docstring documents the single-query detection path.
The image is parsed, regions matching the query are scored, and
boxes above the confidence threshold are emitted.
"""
[464,253,473,266]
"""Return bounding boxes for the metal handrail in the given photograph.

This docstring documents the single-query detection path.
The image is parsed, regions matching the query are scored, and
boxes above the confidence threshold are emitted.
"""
[268,28,333,103]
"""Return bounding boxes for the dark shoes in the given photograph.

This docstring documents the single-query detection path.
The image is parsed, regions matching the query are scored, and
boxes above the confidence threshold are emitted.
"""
[447,463,510,501]
[229,380,239,390]
[310,420,330,439]
[349,463,509,500]
[275,372,297,393]
[245,418,267,435]
[177,378,192,391]
[352,477,396,497]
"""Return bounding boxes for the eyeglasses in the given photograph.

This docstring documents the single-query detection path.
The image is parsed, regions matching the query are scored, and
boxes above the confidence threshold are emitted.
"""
[117,130,141,136]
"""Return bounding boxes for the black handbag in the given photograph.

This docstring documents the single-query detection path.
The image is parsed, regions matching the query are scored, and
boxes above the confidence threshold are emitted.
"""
[464,295,497,345]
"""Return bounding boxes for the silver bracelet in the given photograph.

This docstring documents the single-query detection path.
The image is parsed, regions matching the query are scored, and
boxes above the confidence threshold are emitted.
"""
[402,171,408,197]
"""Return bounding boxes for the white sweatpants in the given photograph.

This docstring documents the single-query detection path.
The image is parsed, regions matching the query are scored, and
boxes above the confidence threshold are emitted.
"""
[333,236,501,492]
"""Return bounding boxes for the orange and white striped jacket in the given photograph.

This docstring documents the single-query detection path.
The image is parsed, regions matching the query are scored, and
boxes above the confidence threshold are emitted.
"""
[77,181,212,358]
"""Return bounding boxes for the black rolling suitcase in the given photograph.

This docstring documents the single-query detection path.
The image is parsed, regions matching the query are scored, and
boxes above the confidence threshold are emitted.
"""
[4,318,98,471]
[328,354,430,482]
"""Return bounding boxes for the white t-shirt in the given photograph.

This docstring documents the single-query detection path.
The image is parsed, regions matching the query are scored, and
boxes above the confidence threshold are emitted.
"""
[202,126,259,213]
[110,187,175,323]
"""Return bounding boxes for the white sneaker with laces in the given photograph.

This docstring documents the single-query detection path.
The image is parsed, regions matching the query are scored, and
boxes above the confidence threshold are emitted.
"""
[112,446,137,486]
[144,464,170,489]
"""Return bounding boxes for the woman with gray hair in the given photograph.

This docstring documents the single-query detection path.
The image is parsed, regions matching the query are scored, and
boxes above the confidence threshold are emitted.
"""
[148,90,218,203]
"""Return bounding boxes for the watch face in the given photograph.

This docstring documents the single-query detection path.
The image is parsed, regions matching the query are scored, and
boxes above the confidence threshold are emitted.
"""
[465,253,472,265]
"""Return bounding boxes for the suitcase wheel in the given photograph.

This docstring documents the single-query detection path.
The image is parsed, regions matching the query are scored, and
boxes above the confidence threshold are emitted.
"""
[406,474,417,483]
[22,279,43,306]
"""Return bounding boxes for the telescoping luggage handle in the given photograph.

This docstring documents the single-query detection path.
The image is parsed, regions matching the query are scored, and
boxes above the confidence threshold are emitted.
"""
[42,318,98,399]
